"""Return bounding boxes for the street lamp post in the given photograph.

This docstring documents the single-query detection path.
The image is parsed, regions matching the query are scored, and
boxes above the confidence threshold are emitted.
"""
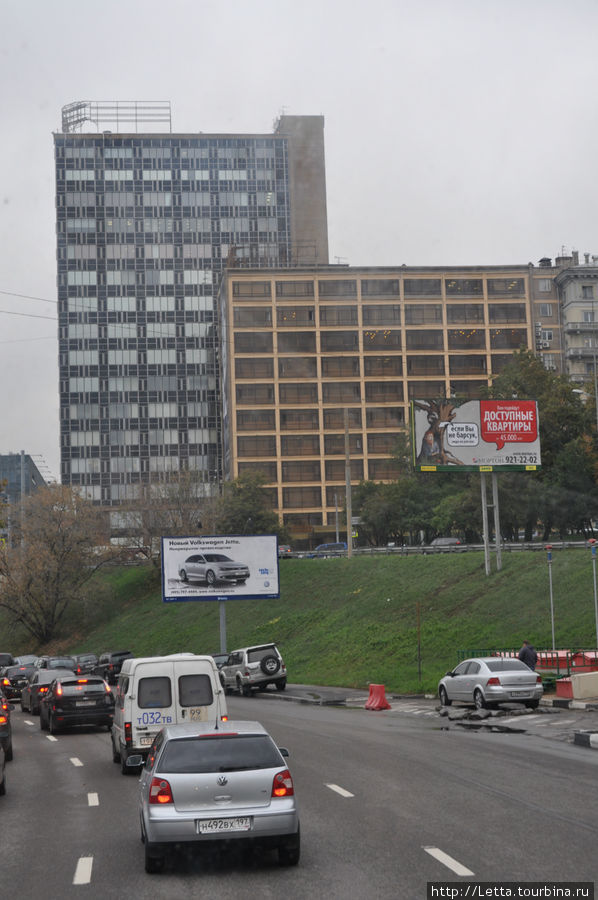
[546,545,555,652]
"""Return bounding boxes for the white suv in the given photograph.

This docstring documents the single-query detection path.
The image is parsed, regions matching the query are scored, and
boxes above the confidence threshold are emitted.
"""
[220,644,286,696]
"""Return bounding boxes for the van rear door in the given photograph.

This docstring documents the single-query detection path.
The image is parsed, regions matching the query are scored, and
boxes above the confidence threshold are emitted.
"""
[173,657,224,723]
[132,661,177,749]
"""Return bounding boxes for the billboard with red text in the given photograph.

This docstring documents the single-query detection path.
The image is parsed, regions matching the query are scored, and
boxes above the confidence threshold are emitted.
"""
[411,399,541,472]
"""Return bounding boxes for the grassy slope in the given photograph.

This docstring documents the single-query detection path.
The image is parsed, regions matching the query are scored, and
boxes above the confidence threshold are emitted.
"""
[6,549,597,693]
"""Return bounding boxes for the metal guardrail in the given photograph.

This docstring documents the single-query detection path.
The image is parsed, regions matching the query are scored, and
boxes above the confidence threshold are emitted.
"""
[290,542,589,558]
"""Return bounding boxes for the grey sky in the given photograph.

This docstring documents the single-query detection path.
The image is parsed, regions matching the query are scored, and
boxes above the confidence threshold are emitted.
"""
[1,0,597,480]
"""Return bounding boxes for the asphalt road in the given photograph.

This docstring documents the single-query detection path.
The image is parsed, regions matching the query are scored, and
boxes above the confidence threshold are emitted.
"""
[3,691,597,899]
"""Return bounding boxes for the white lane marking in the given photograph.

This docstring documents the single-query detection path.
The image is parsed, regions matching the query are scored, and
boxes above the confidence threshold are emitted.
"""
[70,757,84,767]
[46,735,58,743]
[24,720,35,726]
[325,783,354,798]
[423,846,474,876]
[73,856,93,885]
[88,793,99,806]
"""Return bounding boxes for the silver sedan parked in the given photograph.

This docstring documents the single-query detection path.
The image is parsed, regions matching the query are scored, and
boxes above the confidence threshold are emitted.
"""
[438,657,543,710]
[132,720,300,874]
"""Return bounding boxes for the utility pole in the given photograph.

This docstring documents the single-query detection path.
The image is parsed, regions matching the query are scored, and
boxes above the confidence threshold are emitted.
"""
[344,409,353,558]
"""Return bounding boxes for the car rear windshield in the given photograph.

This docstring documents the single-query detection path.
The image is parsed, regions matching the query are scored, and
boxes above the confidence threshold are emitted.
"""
[486,660,530,672]
[49,658,75,668]
[247,646,277,664]
[59,680,106,695]
[158,734,282,774]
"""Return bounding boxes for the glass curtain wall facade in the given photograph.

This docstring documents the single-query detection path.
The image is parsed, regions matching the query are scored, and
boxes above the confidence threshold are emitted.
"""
[54,127,315,504]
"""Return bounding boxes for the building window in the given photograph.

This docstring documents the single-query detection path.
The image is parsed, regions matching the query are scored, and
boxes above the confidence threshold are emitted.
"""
[279,383,319,404]
[278,332,317,353]
[282,486,322,508]
[278,357,317,378]
[449,356,487,375]
[487,278,525,297]
[236,410,276,431]
[488,304,526,323]
[406,330,444,351]
[582,286,594,299]
[365,407,404,427]
[233,307,272,327]
[322,383,361,403]
[324,434,363,455]
[281,435,320,456]
[236,358,274,379]
[275,281,315,298]
[445,279,483,296]
[368,458,400,480]
[447,329,485,350]
[277,307,315,327]
[234,333,273,353]
[405,305,442,325]
[446,304,484,324]
[541,330,553,342]
[363,356,402,376]
[364,382,404,402]
[403,279,441,297]
[279,409,319,431]
[238,462,277,480]
[583,311,595,323]
[237,436,276,457]
[319,306,358,326]
[362,305,401,326]
[362,329,401,349]
[281,461,321,482]
[538,279,552,292]
[361,279,399,298]
[235,384,275,405]
[323,408,362,428]
[489,329,527,350]
[325,459,363,481]
[232,281,272,298]
[318,280,357,298]
[320,331,358,352]
[540,303,553,317]
[321,357,360,377]
[407,356,444,376]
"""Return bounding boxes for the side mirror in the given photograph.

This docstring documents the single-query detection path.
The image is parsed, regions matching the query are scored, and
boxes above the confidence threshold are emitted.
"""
[126,755,144,768]
[278,747,289,757]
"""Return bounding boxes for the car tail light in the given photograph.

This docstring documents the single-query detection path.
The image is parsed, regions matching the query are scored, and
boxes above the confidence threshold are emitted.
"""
[124,722,132,747]
[1,678,9,688]
[149,777,173,805]
[221,715,228,722]
[104,683,112,694]
[39,686,49,695]
[272,769,294,797]
[0,715,6,725]
[56,684,63,696]
[77,679,88,684]
[486,677,501,686]
[536,675,542,684]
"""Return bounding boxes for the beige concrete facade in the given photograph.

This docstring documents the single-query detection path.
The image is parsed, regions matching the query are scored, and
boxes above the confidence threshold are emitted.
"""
[219,265,535,543]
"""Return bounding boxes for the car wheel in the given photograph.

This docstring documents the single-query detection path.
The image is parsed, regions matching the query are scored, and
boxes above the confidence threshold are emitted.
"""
[4,742,12,762]
[49,714,58,735]
[276,679,287,691]
[260,655,280,676]
[439,686,452,707]
[525,699,539,709]
[278,827,300,866]
[120,751,131,775]
[206,569,216,585]
[0,774,5,796]
[241,683,252,697]
[179,569,188,582]
[144,842,165,874]
[474,689,487,710]
[112,735,121,764]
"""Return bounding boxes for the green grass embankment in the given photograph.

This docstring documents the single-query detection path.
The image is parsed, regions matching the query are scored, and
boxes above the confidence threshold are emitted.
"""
[6,549,597,694]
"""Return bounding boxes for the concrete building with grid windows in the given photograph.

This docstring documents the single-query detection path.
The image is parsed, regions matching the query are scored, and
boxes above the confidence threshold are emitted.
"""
[54,102,328,505]
[219,265,536,544]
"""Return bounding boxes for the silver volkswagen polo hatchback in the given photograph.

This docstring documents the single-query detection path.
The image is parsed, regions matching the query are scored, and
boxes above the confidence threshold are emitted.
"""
[134,720,300,873]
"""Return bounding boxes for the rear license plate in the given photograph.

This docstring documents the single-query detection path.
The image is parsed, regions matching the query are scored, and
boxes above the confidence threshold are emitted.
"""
[139,735,154,746]
[510,692,531,698]
[76,700,96,707]
[196,817,251,834]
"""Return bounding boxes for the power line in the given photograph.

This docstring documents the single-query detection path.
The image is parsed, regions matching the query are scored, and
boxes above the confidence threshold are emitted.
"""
[0,289,56,305]
[0,309,57,321]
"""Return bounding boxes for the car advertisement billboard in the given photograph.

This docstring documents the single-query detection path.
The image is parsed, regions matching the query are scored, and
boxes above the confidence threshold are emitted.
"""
[411,398,541,472]
[161,534,280,603]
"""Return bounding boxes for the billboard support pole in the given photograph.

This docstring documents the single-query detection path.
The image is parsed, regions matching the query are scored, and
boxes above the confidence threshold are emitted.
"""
[219,600,227,654]
[480,473,491,576]
[492,472,502,572]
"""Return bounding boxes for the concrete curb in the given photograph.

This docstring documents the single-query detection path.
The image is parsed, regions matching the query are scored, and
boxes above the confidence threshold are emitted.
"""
[573,731,598,750]
[541,697,598,710]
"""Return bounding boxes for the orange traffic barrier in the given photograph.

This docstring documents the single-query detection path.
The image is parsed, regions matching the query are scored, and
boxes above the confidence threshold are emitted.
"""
[364,684,391,710]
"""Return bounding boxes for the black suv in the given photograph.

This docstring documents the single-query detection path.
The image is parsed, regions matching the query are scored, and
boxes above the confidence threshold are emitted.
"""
[0,692,14,761]
[39,675,114,734]
[1,663,36,701]
[94,651,133,685]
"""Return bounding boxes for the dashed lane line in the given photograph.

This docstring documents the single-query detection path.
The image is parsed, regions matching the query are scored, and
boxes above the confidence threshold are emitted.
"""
[70,757,84,767]
[88,793,99,806]
[73,857,93,885]
[46,735,58,742]
[423,845,474,876]
[325,783,354,798]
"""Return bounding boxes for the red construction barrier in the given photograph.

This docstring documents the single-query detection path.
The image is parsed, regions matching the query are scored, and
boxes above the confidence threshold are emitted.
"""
[364,684,391,710]
[556,677,573,699]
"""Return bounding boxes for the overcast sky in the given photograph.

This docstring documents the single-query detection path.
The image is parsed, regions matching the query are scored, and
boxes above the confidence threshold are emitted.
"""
[1,0,597,480]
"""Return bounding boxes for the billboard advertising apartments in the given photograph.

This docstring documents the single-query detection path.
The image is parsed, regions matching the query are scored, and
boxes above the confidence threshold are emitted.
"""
[411,399,541,473]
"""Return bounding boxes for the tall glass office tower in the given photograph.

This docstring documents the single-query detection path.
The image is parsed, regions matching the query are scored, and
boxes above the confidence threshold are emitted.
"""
[54,102,328,505]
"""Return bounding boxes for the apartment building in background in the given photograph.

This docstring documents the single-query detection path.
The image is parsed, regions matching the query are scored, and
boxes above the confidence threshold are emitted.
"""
[54,101,328,505]
[553,252,598,381]
[219,265,537,543]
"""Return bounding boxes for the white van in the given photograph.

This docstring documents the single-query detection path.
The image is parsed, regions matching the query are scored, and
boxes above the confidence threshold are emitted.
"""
[111,653,228,773]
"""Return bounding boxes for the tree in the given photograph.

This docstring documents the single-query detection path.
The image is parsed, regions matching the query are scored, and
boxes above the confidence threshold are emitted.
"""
[215,472,288,540]
[0,485,115,644]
